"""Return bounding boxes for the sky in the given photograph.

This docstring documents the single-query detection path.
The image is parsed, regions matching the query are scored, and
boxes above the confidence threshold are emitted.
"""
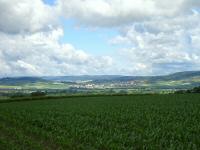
[0,0,200,76]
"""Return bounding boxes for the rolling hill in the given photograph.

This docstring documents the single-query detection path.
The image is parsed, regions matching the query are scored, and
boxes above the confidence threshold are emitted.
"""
[0,77,47,85]
[0,71,200,90]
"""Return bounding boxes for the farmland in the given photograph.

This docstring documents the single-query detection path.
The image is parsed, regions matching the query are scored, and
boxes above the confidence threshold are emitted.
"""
[0,94,200,149]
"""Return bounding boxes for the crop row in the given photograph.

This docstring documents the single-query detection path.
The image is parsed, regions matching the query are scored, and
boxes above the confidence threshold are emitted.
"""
[0,94,200,149]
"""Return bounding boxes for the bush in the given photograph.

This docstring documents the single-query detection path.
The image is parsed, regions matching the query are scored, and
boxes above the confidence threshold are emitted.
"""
[175,86,200,94]
[192,87,200,93]
[174,90,186,94]
[10,93,27,98]
[31,91,46,97]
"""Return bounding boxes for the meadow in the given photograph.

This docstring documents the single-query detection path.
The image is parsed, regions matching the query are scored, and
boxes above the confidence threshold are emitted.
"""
[0,94,200,149]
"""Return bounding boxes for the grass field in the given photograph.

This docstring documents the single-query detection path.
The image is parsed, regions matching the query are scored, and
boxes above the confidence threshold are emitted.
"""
[0,94,200,149]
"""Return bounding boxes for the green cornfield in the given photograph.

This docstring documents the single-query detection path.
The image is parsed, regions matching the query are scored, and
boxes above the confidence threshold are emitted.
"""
[0,94,200,149]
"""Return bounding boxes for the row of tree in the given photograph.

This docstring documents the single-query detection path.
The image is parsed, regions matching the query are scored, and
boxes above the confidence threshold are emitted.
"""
[175,86,200,94]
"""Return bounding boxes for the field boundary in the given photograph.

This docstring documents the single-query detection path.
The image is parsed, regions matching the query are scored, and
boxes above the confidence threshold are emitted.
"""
[0,93,159,103]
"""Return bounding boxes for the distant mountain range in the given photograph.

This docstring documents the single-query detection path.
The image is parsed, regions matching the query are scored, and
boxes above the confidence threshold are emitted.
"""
[94,71,200,83]
[42,75,122,82]
[0,77,46,86]
[1,71,200,89]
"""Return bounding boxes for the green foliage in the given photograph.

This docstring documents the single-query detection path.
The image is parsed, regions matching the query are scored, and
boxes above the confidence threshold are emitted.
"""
[192,86,200,93]
[175,86,200,94]
[31,91,46,97]
[0,94,200,149]
[10,92,28,98]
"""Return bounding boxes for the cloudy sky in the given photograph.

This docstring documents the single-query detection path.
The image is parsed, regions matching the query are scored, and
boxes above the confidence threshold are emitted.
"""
[0,0,200,76]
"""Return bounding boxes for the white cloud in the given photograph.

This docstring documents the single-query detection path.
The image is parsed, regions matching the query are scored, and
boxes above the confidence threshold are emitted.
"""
[0,0,58,34]
[0,0,200,76]
[110,11,200,75]
[0,28,113,76]
[58,0,200,27]
[0,0,116,76]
